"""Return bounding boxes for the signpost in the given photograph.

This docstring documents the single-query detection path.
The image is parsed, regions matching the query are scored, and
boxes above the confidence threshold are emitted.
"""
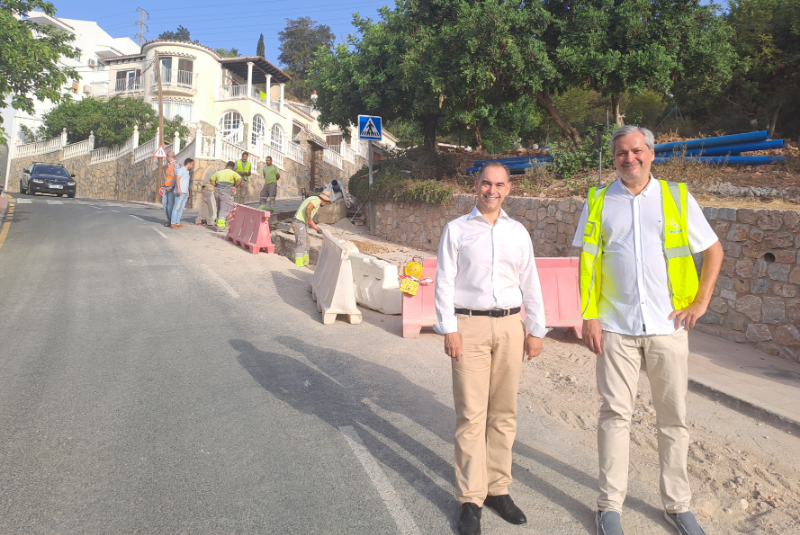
[358,115,382,235]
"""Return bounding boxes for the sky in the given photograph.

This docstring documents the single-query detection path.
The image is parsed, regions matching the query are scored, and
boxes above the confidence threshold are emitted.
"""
[49,0,395,64]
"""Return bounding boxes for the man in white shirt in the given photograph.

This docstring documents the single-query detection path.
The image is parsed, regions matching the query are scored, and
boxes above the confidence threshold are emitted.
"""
[572,126,723,535]
[435,162,548,535]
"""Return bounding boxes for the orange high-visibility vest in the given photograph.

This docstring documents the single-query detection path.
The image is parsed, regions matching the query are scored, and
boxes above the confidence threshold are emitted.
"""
[163,160,179,187]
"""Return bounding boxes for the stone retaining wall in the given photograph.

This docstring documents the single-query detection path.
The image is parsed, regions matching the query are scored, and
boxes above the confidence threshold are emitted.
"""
[366,194,800,362]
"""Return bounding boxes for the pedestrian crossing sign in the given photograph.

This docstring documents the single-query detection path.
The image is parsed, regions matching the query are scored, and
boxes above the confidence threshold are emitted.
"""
[358,115,382,141]
[153,145,167,158]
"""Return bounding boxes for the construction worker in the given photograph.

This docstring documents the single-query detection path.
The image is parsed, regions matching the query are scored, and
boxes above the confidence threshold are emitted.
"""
[235,152,252,182]
[292,191,330,266]
[209,161,242,232]
[162,151,180,227]
[258,156,280,212]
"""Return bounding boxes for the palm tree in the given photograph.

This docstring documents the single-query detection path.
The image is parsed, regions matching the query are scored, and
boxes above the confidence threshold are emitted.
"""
[215,47,240,57]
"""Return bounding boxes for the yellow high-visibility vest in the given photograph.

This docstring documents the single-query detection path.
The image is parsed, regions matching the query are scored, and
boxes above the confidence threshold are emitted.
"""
[579,180,699,319]
[236,160,251,181]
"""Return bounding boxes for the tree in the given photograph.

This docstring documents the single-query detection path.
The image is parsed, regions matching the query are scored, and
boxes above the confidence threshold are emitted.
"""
[256,33,265,57]
[312,0,552,151]
[41,96,188,148]
[0,0,79,145]
[215,47,239,58]
[279,17,334,101]
[158,25,192,41]
[724,0,800,137]
[532,0,735,146]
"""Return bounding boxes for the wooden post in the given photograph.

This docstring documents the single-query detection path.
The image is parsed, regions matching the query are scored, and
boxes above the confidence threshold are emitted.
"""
[156,51,164,200]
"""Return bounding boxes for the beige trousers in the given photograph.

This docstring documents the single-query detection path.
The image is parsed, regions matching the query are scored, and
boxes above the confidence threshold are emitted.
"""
[452,313,526,506]
[597,330,691,514]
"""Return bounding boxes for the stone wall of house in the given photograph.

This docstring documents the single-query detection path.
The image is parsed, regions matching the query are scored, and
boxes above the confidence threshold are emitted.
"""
[366,194,800,362]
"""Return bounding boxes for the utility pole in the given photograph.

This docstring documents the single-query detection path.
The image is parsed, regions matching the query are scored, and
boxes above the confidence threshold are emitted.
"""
[155,51,164,195]
[135,8,149,46]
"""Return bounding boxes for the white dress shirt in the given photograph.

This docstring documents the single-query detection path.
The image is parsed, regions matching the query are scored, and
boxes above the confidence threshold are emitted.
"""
[434,206,548,337]
[572,177,719,336]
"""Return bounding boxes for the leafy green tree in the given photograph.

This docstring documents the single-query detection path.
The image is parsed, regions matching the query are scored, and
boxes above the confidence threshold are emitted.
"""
[313,0,552,151]
[0,0,80,145]
[41,96,188,149]
[724,0,800,137]
[278,17,334,101]
[215,47,239,58]
[533,0,735,146]
[256,33,265,57]
[158,25,192,41]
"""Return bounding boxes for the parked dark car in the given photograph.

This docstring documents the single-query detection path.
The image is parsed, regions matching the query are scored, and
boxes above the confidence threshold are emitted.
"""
[21,163,76,197]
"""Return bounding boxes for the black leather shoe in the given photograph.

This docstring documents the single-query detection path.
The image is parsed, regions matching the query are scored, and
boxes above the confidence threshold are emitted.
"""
[457,503,482,535]
[484,494,527,525]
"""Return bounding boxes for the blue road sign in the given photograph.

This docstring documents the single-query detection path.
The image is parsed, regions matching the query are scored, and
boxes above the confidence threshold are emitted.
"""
[358,115,382,141]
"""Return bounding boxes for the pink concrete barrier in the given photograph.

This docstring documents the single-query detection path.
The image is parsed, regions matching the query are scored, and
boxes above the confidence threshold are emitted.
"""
[401,258,438,338]
[535,257,582,338]
[226,204,275,254]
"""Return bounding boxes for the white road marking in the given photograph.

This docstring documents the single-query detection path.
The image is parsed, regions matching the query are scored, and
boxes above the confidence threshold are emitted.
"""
[151,227,169,239]
[107,203,123,206]
[15,199,31,204]
[111,210,119,212]
[339,425,421,535]
[47,200,63,204]
[129,215,144,221]
[201,264,240,299]
[90,205,101,209]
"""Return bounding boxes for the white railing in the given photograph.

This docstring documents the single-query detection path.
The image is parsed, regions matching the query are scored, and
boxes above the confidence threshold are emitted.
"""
[63,136,94,160]
[91,82,109,97]
[90,131,137,165]
[269,100,280,112]
[287,142,306,164]
[219,138,242,163]
[352,140,368,159]
[152,69,198,92]
[15,135,64,159]
[134,136,158,164]
[340,141,358,163]
[219,84,248,99]
[261,147,285,170]
[175,137,196,164]
[92,78,143,98]
[323,148,343,170]
[196,133,215,159]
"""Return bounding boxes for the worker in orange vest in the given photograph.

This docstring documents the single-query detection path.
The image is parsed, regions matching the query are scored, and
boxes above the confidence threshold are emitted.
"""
[162,150,181,227]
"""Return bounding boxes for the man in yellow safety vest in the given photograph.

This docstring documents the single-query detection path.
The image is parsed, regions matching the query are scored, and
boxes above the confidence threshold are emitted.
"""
[235,152,252,182]
[292,191,330,266]
[209,161,242,232]
[572,126,723,535]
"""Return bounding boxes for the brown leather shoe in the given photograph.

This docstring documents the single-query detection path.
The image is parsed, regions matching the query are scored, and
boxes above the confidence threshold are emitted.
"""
[171,224,186,228]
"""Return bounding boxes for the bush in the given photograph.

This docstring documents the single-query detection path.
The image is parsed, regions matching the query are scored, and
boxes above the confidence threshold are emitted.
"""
[549,126,615,179]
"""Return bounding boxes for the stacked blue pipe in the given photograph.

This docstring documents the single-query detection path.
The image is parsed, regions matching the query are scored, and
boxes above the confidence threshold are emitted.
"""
[466,130,786,174]
[654,130,784,166]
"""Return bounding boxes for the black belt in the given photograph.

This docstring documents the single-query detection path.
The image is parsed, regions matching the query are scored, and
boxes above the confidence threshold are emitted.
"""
[455,307,520,317]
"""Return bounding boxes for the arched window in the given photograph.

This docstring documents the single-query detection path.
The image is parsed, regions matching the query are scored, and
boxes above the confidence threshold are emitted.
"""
[270,124,284,152]
[251,115,266,146]
[218,111,243,143]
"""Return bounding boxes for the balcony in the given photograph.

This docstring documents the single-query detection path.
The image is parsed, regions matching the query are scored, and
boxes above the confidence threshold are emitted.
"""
[151,69,198,95]
[91,77,145,98]
[217,84,283,115]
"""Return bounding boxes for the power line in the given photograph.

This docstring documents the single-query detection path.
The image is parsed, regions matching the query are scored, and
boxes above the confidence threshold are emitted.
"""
[135,7,149,46]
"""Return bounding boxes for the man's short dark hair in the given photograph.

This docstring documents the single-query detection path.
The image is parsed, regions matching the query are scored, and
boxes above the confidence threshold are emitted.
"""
[226,161,235,168]
[266,156,272,160]
[476,161,511,182]
[242,152,249,157]
[184,158,194,166]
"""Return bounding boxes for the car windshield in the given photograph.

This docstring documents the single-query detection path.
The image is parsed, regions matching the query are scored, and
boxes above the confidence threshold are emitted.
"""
[33,165,69,177]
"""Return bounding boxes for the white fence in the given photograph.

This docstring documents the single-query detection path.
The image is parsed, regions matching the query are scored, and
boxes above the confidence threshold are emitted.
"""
[63,136,95,160]
[15,134,65,159]
[219,85,248,99]
[90,127,138,165]
[323,148,343,170]
[340,141,358,164]
[175,137,196,165]
[353,140,369,159]
[195,132,244,164]
[152,69,198,92]
[287,142,306,164]
[134,136,158,164]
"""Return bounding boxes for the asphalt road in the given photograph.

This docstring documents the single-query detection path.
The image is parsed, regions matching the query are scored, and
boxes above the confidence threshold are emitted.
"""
[0,196,674,534]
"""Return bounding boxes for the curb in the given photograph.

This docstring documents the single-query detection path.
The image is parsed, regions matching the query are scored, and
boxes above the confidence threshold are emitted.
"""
[0,193,9,223]
[688,378,800,435]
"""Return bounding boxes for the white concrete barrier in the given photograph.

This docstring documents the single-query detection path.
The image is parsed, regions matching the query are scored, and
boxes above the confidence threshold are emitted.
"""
[196,188,217,225]
[350,252,402,315]
[309,229,362,325]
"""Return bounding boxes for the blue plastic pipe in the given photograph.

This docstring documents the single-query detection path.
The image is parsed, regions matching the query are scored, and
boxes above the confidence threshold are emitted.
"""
[653,155,784,166]
[661,139,785,157]
[654,131,768,153]
[472,155,553,166]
